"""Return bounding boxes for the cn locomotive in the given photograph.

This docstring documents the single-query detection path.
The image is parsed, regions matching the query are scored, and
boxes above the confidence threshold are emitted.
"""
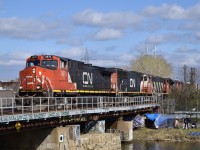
[18,55,172,97]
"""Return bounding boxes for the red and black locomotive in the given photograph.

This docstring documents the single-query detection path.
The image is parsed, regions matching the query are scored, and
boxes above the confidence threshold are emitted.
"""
[18,55,172,97]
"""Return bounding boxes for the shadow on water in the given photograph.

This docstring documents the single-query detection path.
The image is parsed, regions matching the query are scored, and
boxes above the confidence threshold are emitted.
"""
[122,140,200,150]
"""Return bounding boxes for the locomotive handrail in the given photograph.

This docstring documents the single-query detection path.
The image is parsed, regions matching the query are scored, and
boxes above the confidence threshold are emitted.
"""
[0,95,160,123]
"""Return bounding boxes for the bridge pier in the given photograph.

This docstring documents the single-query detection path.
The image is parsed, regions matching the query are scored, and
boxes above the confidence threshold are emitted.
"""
[0,125,80,149]
[86,120,105,134]
[91,117,133,142]
[0,124,121,150]
[116,118,133,141]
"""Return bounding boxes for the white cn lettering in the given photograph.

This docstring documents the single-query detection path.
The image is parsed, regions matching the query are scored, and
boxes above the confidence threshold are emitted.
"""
[130,78,136,88]
[83,72,93,85]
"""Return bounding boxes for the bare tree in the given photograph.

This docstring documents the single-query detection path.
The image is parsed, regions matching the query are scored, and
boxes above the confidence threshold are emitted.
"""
[169,65,200,112]
[130,54,172,78]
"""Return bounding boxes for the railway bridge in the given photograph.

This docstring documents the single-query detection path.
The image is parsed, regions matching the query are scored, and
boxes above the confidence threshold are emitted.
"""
[0,95,161,149]
[0,96,160,129]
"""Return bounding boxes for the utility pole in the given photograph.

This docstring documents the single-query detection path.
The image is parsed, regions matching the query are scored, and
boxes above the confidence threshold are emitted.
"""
[190,67,196,84]
[154,45,157,59]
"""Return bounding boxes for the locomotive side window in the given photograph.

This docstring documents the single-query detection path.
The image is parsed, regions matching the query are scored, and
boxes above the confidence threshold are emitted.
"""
[143,76,148,81]
[60,61,65,69]
[60,60,69,69]
[42,60,58,70]
[67,60,71,68]
[27,60,40,67]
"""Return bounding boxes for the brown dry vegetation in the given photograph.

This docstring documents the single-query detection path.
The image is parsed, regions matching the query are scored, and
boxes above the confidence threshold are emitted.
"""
[133,127,200,142]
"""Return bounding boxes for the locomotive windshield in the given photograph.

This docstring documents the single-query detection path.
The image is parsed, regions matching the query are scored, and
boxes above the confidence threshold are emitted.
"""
[42,60,58,70]
[27,60,40,67]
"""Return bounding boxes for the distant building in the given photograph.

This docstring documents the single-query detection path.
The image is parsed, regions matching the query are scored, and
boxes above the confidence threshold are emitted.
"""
[0,79,19,91]
[0,79,19,97]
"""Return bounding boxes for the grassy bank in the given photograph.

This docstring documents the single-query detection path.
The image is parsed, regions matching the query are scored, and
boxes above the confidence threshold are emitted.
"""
[133,127,200,142]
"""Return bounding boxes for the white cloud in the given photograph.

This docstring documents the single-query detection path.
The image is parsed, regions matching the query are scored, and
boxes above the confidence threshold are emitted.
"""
[144,33,195,46]
[119,53,135,63]
[0,51,33,66]
[8,52,33,60]
[175,46,199,54]
[0,60,24,66]
[166,45,200,70]
[59,47,86,60]
[57,38,83,46]
[146,35,165,45]
[142,4,186,20]
[142,3,200,20]
[73,9,144,29]
[93,28,122,40]
[0,17,72,41]
[187,3,200,19]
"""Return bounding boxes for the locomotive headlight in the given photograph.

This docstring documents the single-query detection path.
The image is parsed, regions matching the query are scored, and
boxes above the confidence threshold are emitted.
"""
[19,86,22,90]
[36,85,41,90]
[32,68,36,74]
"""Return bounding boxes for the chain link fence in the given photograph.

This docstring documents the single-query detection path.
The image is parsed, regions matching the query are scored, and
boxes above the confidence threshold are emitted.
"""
[160,97,200,114]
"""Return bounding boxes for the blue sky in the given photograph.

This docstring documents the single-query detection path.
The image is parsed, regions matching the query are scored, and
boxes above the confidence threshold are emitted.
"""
[0,0,200,80]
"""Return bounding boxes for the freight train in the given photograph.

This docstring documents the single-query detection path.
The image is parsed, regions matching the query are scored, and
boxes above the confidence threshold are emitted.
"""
[18,55,173,97]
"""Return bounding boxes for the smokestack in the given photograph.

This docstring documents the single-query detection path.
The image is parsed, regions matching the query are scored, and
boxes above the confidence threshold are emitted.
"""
[190,67,196,84]
[183,65,187,84]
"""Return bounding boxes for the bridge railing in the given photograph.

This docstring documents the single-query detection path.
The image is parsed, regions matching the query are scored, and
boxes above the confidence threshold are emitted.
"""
[0,96,159,116]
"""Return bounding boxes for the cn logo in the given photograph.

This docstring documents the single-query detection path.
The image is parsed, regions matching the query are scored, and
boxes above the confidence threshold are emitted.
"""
[130,78,136,88]
[83,72,93,85]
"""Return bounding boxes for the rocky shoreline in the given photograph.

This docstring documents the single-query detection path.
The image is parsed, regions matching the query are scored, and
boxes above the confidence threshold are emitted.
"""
[133,127,200,142]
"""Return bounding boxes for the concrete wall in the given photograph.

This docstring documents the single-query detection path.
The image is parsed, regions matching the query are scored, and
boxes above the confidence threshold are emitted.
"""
[81,133,121,150]
[117,119,133,141]
[89,120,105,133]
[0,124,121,150]
[37,125,80,150]
[109,118,133,142]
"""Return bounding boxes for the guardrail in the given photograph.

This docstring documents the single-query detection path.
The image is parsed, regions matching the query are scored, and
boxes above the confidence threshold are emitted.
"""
[174,111,200,115]
[0,96,159,123]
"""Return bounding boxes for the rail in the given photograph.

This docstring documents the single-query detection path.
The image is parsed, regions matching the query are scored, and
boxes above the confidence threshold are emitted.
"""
[0,96,159,123]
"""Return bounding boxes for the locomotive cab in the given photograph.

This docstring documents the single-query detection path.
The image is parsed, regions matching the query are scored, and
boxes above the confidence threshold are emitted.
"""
[19,55,76,97]
[26,55,58,70]
[19,55,56,96]
[140,75,153,93]
[163,79,170,94]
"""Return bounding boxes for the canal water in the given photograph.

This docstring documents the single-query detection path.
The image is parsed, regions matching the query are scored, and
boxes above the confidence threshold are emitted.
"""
[121,140,200,150]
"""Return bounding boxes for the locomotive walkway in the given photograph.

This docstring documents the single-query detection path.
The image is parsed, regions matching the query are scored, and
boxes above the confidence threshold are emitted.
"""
[0,96,159,123]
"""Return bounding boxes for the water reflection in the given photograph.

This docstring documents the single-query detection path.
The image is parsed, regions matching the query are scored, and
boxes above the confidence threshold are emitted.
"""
[122,140,200,150]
